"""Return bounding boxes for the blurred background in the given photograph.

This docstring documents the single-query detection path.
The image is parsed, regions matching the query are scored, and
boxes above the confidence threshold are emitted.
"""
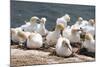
[11,1,95,30]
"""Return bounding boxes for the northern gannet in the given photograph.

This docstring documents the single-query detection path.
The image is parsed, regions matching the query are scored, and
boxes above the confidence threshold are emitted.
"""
[81,33,95,53]
[88,19,95,27]
[56,36,73,57]
[63,25,81,43]
[26,32,43,49]
[11,27,22,43]
[80,20,95,37]
[46,23,64,46]
[74,17,88,28]
[56,14,70,28]
[36,17,48,36]
[17,30,31,46]
[21,16,40,32]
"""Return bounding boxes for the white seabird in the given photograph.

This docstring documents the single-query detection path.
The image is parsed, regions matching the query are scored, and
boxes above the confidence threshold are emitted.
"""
[74,17,88,28]
[26,32,43,49]
[46,23,64,46]
[17,30,31,46]
[80,19,95,37]
[88,19,95,27]
[56,36,73,57]
[11,28,19,43]
[74,17,83,28]
[82,33,95,53]
[36,17,48,36]
[11,27,23,43]
[63,25,81,43]
[56,14,70,28]
[21,16,40,32]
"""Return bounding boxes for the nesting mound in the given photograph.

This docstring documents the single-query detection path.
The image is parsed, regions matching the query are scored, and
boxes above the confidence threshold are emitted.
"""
[11,45,95,66]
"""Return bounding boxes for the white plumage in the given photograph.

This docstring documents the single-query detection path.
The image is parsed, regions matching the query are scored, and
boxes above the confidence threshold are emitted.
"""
[75,17,83,25]
[11,27,22,43]
[11,14,95,55]
[46,23,64,46]
[56,37,72,57]
[74,17,89,28]
[80,19,95,37]
[17,31,31,44]
[63,25,81,43]
[88,19,95,27]
[82,33,95,52]
[36,17,48,36]
[56,14,70,28]
[21,16,40,32]
[27,32,43,49]
[79,20,89,27]
[81,25,95,37]
[46,31,61,46]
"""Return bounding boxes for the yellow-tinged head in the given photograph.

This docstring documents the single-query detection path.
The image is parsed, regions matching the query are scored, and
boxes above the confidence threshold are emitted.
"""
[85,32,94,40]
[63,14,70,22]
[28,34,33,40]
[78,17,83,22]
[71,25,81,33]
[28,33,36,40]
[17,31,27,39]
[89,19,95,25]
[40,17,47,24]
[30,16,40,24]
[56,23,65,30]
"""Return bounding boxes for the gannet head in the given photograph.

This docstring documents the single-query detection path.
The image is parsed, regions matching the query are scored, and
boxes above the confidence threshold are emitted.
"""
[30,16,40,24]
[17,30,27,40]
[63,14,70,22]
[88,19,95,26]
[71,25,81,33]
[85,32,94,40]
[40,17,47,24]
[28,33,37,40]
[78,17,83,22]
[56,23,65,31]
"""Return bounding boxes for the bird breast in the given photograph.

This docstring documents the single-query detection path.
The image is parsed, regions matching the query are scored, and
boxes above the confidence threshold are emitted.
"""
[56,37,72,57]
[27,33,43,48]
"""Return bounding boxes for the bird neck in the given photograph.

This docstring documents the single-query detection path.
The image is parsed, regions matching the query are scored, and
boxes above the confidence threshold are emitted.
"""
[40,23,46,30]
[54,29,61,36]
[30,21,37,25]
[89,23,94,27]
[78,21,82,25]
[71,31,78,35]
[40,23,45,26]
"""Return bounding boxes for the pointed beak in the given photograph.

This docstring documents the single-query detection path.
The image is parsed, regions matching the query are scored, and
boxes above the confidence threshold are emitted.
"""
[36,19,41,24]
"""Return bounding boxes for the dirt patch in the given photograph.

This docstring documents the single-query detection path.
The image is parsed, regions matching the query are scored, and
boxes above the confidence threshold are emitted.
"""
[11,45,95,67]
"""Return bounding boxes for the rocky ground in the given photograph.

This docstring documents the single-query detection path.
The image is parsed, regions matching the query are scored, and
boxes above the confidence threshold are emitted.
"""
[11,45,95,67]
